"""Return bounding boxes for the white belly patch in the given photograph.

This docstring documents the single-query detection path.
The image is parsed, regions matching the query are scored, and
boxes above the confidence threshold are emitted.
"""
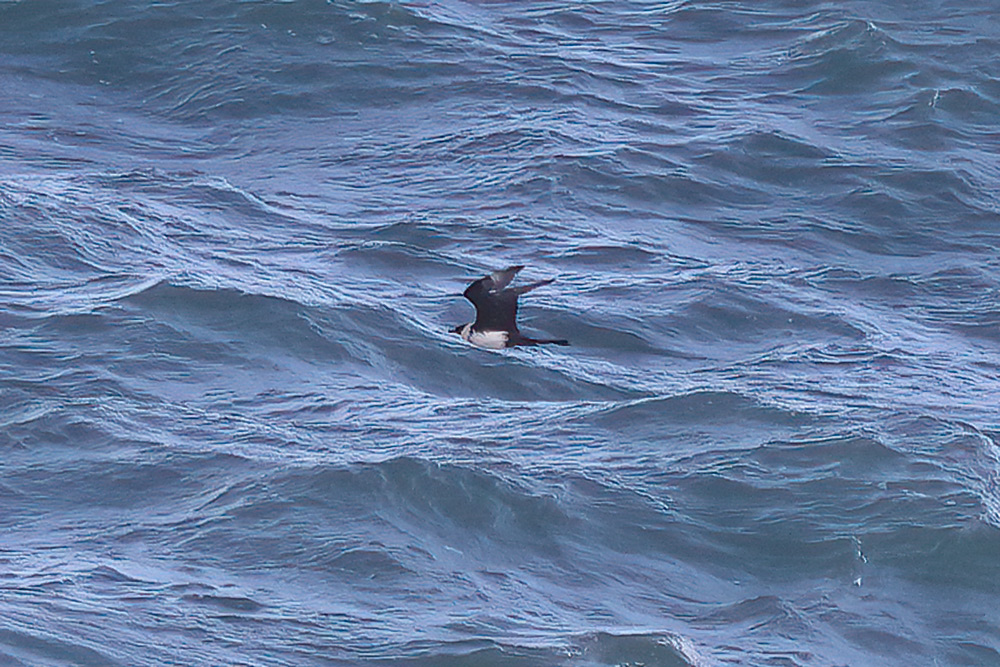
[467,328,509,349]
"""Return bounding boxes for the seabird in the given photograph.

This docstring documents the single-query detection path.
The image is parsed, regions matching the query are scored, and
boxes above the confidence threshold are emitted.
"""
[451,265,569,349]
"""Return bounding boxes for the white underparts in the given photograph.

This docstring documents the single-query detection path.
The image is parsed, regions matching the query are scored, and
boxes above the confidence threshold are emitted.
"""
[460,323,508,349]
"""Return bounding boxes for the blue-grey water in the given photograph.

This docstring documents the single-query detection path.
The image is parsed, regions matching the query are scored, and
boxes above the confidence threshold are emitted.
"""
[2,1,999,665]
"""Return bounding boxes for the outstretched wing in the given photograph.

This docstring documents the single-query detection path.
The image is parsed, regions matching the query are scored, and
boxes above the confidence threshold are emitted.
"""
[497,279,555,332]
[463,265,525,332]
[509,278,554,297]
[487,265,523,292]
[463,265,522,305]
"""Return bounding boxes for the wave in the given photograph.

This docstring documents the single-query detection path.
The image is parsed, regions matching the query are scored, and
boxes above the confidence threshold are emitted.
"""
[3,2,1000,665]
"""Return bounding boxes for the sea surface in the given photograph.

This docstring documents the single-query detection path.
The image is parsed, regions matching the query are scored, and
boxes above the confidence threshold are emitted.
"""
[2,1,999,665]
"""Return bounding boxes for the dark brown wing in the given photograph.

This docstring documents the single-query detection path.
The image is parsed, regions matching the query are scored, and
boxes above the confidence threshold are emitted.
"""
[463,266,524,332]
[462,267,555,334]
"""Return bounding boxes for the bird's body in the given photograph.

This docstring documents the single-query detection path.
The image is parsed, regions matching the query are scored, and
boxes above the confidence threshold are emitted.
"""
[451,265,569,349]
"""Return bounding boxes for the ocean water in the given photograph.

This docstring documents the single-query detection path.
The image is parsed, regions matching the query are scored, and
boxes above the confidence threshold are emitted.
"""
[2,0,999,665]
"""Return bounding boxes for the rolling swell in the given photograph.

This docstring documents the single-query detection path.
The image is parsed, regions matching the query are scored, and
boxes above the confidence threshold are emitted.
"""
[2,0,1000,665]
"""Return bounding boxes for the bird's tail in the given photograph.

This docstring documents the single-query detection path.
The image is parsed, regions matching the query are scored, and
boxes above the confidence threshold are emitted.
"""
[514,335,569,347]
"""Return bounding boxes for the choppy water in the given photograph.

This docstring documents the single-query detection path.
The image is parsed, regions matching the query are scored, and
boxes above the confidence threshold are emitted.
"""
[2,1,1000,665]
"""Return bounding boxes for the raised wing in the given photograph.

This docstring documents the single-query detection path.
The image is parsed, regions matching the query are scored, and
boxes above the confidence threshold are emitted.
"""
[487,265,524,292]
[462,265,525,333]
[462,265,522,306]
